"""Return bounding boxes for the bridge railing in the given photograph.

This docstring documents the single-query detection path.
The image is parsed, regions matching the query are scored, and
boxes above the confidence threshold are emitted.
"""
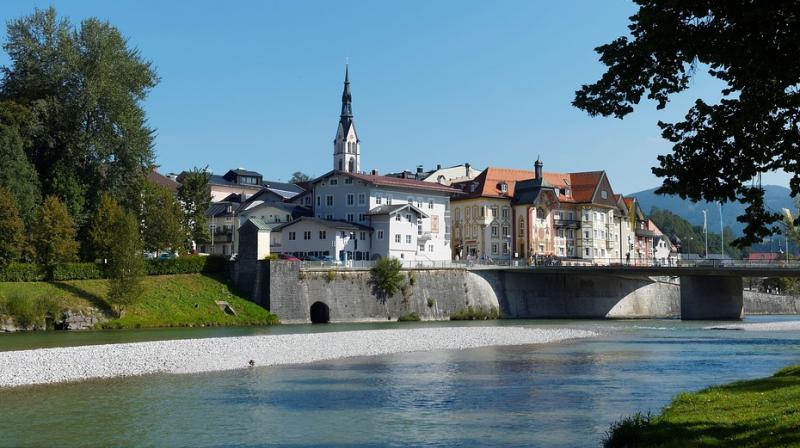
[296,257,800,271]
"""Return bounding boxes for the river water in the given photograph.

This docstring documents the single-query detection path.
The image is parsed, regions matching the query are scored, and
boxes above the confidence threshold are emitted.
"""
[1,316,799,447]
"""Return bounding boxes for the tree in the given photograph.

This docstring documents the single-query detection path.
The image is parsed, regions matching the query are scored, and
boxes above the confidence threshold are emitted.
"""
[106,210,145,317]
[0,187,25,267]
[369,258,406,302]
[289,171,311,183]
[0,109,41,225]
[86,193,124,262]
[29,196,79,265]
[141,183,188,254]
[573,2,800,247]
[1,7,159,221]
[177,167,211,245]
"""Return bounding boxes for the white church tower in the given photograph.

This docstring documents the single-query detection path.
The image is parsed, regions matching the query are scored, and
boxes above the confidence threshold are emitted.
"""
[333,65,360,173]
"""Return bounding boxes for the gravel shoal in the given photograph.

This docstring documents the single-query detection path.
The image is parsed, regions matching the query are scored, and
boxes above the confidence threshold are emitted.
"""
[708,321,800,331]
[0,327,595,388]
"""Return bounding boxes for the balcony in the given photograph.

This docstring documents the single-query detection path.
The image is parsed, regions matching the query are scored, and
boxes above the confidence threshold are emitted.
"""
[553,218,580,228]
[418,231,434,241]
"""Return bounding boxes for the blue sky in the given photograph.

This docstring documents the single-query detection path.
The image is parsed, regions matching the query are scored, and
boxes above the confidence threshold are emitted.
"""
[0,1,790,194]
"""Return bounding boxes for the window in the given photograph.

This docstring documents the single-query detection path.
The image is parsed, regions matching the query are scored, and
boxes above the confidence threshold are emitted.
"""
[360,232,366,240]
[502,226,509,237]
[502,244,509,255]
[395,214,401,221]
[377,230,384,239]
[419,244,425,252]
[288,232,296,240]
[319,231,327,239]
[395,234,401,243]
[501,207,510,218]
[347,214,354,222]
[417,219,423,235]
[568,211,574,220]
[358,214,366,222]
[491,225,498,237]
[416,198,422,208]
[480,207,485,217]
[405,214,412,222]
[329,179,338,185]
[491,207,498,218]
[376,194,382,205]
[499,182,508,193]
[406,235,412,244]
[491,243,498,254]
[428,199,434,209]
[601,190,608,199]
[583,211,590,221]
[536,208,545,220]
[455,208,461,220]
[347,194,354,206]
[584,230,590,239]
[326,195,334,206]
[344,178,353,184]
[303,231,311,240]
[585,247,591,257]
[518,219,525,237]
[326,215,333,220]
[466,208,471,218]
[316,196,321,207]
[358,193,366,205]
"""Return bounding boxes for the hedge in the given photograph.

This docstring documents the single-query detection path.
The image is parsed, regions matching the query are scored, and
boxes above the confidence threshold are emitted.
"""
[0,256,227,282]
[0,263,47,282]
[145,255,226,276]
[51,263,104,281]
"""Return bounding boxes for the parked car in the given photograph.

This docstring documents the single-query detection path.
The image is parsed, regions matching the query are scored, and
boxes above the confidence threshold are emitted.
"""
[279,253,301,262]
[321,255,341,265]
[301,255,322,261]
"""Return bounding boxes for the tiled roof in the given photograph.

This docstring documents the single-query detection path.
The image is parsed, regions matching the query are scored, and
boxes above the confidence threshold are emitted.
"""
[271,216,373,232]
[453,167,608,205]
[313,170,460,194]
[242,218,279,231]
[453,168,535,199]
[146,170,179,193]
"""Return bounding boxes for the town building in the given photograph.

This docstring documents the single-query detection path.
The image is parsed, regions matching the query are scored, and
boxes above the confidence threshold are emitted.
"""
[268,66,459,262]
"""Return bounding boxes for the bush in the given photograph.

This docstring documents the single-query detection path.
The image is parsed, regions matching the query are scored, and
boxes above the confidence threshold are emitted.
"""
[2,293,61,329]
[326,270,336,282]
[145,255,226,276]
[51,262,103,281]
[397,312,421,322]
[427,298,436,308]
[450,305,500,321]
[603,412,654,448]
[369,258,405,300]
[0,263,46,282]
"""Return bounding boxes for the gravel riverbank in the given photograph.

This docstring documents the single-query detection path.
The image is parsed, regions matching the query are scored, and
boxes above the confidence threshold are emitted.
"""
[0,326,595,388]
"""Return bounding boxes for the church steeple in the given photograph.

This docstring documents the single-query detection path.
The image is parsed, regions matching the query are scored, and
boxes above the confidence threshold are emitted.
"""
[333,64,360,173]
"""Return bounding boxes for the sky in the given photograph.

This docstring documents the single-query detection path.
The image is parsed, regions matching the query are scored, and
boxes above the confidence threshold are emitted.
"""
[0,0,791,195]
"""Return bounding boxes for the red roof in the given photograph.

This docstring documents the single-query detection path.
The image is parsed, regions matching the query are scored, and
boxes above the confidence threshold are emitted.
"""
[343,171,461,194]
[454,167,607,204]
[746,252,781,261]
[146,170,179,193]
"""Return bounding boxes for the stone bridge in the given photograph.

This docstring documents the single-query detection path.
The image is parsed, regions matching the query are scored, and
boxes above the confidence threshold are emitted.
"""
[471,265,800,320]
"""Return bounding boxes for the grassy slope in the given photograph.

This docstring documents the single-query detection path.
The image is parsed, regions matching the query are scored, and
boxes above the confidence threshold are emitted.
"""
[0,274,278,329]
[605,366,800,448]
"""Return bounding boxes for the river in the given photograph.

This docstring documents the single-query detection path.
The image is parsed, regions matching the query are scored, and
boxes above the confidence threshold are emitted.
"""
[1,316,799,447]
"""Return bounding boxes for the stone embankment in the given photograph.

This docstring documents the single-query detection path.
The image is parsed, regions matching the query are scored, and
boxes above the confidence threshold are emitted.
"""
[0,326,595,388]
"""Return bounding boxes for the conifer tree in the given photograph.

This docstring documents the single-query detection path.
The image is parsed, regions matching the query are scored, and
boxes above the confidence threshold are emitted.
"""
[106,210,145,317]
[30,196,79,265]
[0,187,25,267]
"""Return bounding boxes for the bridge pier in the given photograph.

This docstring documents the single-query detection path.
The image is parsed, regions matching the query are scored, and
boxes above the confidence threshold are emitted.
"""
[680,276,743,320]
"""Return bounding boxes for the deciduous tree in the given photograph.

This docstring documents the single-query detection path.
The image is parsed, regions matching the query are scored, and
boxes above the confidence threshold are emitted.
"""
[30,196,79,265]
[0,187,25,267]
[177,167,211,245]
[106,210,145,317]
[573,1,800,247]
[289,171,311,183]
[141,183,188,255]
[86,193,124,262]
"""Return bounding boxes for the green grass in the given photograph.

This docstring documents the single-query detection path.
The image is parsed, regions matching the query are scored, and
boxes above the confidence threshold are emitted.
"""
[0,274,278,329]
[604,365,800,447]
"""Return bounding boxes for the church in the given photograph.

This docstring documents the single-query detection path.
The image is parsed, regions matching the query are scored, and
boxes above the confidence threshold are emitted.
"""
[269,67,459,263]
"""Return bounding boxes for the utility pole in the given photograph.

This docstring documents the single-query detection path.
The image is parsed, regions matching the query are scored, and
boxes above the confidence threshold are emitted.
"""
[719,202,724,257]
[702,210,708,257]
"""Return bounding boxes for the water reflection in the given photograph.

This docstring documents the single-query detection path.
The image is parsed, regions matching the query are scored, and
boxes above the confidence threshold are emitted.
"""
[0,318,799,447]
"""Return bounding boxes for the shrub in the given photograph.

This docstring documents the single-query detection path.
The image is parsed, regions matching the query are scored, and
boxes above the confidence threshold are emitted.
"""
[2,293,60,329]
[51,262,103,281]
[450,305,500,321]
[264,253,279,260]
[602,412,654,448]
[145,255,226,276]
[397,312,421,322]
[326,270,336,282]
[408,272,417,286]
[427,298,436,308]
[0,263,47,282]
[369,258,405,301]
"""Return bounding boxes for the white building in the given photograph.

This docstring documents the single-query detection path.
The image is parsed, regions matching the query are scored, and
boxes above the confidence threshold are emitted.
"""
[271,66,458,262]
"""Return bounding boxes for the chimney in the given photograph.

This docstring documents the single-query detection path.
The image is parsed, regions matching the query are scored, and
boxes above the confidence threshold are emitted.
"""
[437,164,442,170]
[534,156,543,179]
[371,169,378,176]
[465,163,471,175]
[416,165,424,174]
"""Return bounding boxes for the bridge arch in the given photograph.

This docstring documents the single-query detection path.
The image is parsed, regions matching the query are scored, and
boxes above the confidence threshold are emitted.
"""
[310,301,330,324]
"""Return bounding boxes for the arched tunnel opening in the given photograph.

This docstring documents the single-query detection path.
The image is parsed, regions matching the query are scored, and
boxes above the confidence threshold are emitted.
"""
[310,301,330,324]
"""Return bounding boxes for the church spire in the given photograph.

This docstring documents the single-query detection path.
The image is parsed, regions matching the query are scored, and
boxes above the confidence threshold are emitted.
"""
[333,64,360,173]
[340,64,353,128]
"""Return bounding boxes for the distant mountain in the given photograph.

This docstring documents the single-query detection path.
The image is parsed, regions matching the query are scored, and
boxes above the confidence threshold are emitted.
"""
[628,185,796,236]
